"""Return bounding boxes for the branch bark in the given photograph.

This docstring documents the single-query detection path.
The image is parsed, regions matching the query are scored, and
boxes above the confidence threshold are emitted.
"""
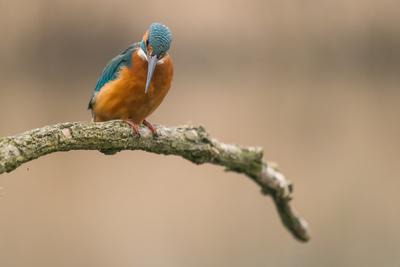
[0,121,310,242]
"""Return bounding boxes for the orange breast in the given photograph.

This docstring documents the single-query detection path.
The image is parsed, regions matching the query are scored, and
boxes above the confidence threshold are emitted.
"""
[93,51,173,123]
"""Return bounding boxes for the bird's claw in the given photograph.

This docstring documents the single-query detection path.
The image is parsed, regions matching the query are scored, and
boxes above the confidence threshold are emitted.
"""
[125,120,141,136]
[124,119,158,137]
[143,119,158,136]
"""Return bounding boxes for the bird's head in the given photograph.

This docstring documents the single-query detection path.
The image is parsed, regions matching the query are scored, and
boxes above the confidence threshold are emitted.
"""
[140,23,172,93]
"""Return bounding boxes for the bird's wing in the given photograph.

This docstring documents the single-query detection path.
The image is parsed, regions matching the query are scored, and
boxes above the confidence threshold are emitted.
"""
[88,42,140,110]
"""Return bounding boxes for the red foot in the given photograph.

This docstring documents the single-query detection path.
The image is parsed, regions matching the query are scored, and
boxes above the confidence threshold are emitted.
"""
[125,120,141,136]
[143,119,158,136]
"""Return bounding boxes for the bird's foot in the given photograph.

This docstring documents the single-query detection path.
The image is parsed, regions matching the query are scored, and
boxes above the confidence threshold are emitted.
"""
[143,119,158,136]
[125,120,141,136]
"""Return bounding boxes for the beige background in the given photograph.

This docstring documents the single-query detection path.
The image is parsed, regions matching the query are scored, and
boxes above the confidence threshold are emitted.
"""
[1,0,400,266]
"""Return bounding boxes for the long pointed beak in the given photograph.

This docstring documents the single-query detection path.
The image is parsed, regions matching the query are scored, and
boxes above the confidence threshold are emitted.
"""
[145,55,158,94]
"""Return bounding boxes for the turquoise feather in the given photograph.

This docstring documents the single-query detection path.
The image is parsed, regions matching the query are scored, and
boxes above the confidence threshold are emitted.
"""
[148,23,172,57]
[94,43,139,92]
[88,43,139,109]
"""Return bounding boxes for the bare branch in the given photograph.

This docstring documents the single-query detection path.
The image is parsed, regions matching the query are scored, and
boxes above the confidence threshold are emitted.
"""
[0,121,310,242]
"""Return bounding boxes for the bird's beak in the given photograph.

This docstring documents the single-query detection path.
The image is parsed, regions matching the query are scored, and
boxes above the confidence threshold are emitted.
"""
[145,55,158,94]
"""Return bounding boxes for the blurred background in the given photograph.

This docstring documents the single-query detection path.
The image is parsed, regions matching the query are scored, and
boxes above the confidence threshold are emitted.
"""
[0,0,399,266]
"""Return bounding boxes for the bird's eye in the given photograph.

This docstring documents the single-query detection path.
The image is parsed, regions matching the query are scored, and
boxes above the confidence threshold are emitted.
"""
[145,39,149,46]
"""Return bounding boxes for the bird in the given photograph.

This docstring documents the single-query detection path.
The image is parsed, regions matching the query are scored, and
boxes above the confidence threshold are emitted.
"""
[88,23,173,136]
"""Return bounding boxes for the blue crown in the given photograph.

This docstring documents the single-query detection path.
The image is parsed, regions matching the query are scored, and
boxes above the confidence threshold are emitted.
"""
[148,23,172,57]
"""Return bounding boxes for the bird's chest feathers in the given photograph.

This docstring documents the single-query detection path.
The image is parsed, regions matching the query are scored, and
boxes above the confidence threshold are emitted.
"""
[121,52,172,100]
[94,51,173,122]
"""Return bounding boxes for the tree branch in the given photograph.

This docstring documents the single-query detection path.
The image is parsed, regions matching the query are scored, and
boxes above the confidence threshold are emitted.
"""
[0,121,310,242]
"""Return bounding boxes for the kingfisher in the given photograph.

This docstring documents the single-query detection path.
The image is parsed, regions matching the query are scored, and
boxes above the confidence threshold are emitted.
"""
[88,23,173,135]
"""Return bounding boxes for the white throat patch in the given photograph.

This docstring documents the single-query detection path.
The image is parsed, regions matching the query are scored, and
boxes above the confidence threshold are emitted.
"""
[138,47,166,65]
[138,47,148,61]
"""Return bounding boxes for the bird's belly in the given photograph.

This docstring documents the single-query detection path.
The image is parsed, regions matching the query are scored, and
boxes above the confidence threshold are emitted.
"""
[93,64,172,123]
[125,83,169,123]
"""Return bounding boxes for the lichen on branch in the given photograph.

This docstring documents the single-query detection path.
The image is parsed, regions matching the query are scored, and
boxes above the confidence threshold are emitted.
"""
[0,121,310,242]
